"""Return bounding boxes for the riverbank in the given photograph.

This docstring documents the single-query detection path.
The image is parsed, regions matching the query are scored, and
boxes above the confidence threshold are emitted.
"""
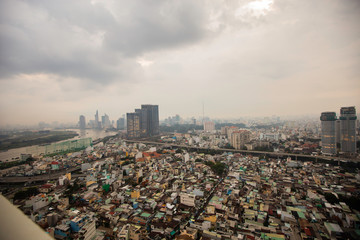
[0,130,78,151]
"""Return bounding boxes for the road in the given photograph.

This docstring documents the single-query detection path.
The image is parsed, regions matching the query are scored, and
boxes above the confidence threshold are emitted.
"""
[124,140,359,163]
[0,166,81,183]
[171,172,226,239]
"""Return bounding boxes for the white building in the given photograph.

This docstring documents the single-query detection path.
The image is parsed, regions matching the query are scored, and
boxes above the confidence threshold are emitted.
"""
[180,193,196,207]
[78,220,96,240]
[260,133,279,141]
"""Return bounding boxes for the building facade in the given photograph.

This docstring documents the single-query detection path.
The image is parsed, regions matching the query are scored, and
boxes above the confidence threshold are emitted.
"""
[230,130,251,150]
[203,121,215,132]
[340,106,357,153]
[117,117,125,130]
[127,112,141,139]
[94,110,101,129]
[335,119,341,144]
[101,113,111,129]
[180,193,196,207]
[320,112,337,155]
[79,115,86,129]
[127,105,159,139]
[140,105,159,137]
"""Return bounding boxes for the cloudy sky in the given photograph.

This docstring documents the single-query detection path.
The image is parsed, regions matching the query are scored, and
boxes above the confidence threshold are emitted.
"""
[0,0,359,126]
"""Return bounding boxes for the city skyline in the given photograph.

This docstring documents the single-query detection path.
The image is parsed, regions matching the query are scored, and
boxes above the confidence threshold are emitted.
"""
[0,0,359,126]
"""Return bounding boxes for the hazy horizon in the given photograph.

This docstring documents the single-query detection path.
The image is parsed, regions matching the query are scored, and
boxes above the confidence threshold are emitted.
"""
[1,0,359,126]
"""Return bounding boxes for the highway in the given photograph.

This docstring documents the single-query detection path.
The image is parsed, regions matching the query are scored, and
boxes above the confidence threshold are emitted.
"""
[124,139,359,163]
[1,138,357,184]
[0,166,81,183]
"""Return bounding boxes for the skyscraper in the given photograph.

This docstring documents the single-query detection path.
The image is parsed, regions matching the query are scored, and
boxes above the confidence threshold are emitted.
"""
[127,112,141,139]
[117,117,125,130]
[140,105,159,137]
[335,119,341,144]
[101,113,111,128]
[127,105,159,139]
[94,110,101,129]
[340,106,357,153]
[79,115,86,129]
[320,112,337,155]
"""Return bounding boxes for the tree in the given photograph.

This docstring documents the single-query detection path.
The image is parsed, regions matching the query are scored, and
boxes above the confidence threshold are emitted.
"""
[204,161,227,176]
[14,187,39,201]
[325,193,339,204]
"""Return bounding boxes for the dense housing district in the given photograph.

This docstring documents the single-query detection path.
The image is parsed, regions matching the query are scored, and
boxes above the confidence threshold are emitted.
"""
[2,135,360,240]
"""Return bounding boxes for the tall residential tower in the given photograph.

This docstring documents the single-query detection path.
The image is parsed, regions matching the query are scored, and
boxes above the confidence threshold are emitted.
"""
[320,112,337,155]
[127,105,159,139]
[127,112,141,139]
[340,106,357,153]
[140,105,159,137]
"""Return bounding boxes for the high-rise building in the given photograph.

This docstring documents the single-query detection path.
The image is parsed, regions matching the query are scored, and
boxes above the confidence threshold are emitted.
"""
[79,115,86,129]
[203,121,215,132]
[339,106,357,153]
[140,105,159,137]
[320,112,337,155]
[127,105,159,139]
[127,112,141,139]
[101,113,111,128]
[94,110,101,129]
[335,120,341,144]
[117,117,125,130]
[230,130,251,150]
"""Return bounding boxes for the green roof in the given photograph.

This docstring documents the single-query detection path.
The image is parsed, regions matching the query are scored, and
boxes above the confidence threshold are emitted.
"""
[140,212,151,218]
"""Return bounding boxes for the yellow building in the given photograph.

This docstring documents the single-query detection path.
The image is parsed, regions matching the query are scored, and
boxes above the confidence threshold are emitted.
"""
[131,190,140,199]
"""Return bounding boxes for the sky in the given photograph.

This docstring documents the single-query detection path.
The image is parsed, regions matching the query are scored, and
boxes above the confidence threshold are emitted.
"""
[0,0,359,126]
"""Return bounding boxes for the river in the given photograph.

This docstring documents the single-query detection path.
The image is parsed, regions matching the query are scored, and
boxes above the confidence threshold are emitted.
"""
[0,129,118,162]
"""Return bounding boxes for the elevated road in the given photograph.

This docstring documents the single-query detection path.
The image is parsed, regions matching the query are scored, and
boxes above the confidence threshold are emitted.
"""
[0,166,80,183]
[124,140,359,163]
[2,139,357,183]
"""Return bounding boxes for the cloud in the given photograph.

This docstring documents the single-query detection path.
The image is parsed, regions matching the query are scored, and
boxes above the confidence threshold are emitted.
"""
[0,0,211,83]
[0,0,359,125]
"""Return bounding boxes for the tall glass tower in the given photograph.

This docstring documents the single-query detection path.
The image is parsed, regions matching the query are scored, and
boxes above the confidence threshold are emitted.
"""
[126,104,159,139]
[140,105,159,137]
[340,106,357,153]
[320,112,337,155]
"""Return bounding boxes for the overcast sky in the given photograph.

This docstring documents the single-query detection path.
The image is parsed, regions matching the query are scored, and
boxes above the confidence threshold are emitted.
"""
[0,0,359,126]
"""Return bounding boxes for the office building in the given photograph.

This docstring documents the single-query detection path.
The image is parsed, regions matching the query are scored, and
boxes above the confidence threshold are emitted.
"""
[94,110,101,129]
[320,112,337,155]
[101,113,111,129]
[335,120,340,144]
[230,130,251,150]
[127,105,159,139]
[117,117,125,130]
[79,115,86,129]
[340,106,357,153]
[127,112,141,139]
[140,105,159,137]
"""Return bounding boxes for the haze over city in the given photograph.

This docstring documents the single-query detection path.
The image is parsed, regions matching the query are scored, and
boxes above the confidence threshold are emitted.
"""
[0,0,359,126]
